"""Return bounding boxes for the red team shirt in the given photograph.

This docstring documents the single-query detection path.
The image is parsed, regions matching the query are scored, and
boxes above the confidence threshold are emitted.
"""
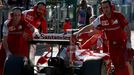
[23,9,47,33]
[2,19,33,57]
[91,11,128,41]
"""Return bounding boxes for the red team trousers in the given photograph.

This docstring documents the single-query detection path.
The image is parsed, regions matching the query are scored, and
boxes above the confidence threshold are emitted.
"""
[109,40,130,75]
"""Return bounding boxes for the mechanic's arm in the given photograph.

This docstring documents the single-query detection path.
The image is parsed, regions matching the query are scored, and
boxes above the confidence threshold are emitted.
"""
[124,25,131,42]
[2,21,12,56]
[74,24,99,37]
[75,15,101,38]
[119,13,131,42]
[2,36,11,56]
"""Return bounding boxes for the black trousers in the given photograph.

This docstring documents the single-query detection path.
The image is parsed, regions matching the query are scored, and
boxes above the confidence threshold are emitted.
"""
[4,55,34,75]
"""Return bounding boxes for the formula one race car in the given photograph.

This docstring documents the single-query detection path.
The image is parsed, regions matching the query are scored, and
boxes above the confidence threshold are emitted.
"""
[34,32,114,75]
[4,31,134,75]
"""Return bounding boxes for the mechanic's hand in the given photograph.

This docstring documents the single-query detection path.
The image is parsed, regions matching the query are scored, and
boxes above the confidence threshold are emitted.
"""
[5,50,12,61]
[73,32,79,39]
[33,28,41,38]
[6,50,12,57]
[23,57,28,65]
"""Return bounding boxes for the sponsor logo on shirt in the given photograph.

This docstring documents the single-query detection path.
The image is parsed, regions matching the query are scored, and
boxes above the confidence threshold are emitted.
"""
[112,19,118,25]
[101,20,109,26]
[26,15,34,21]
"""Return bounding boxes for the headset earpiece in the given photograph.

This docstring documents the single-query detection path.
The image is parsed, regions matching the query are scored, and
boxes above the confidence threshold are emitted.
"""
[111,4,115,11]
[10,12,13,18]
[33,5,38,12]
[99,5,103,14]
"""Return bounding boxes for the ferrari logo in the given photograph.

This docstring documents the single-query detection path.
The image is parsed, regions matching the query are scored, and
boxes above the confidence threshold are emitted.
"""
[112,19,118,25]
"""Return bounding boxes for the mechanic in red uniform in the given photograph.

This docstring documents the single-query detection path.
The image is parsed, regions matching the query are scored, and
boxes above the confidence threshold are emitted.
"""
[74,0,133,75]
[0,7,34,75]
[63,18,72,33]
[23,1,47,34]
[23,1,49,64]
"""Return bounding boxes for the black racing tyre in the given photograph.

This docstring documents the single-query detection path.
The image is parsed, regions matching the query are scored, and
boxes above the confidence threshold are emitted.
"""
[101,61,107,75]
[80,59,103,75]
